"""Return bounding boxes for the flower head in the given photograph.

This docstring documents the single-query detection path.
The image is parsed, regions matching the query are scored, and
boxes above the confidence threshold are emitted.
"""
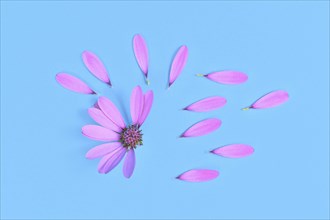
[83,85,153,178]
[120,125,143,149]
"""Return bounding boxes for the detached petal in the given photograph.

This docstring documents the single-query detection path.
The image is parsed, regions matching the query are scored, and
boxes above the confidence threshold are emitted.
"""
[246,90,289,109]
[203,71,248,85]
[181,118,221,138]
[86,142,122,159]
[82,51,111,86]
[211,144,254,158]
[169,45,188,87]
[138,90,154,126]
[177,169,219,182]
[133,34,149,78]
[93,101,100,109]
[184,96,227,112]
[88,108,122,133]
[130,86,143,125]
[98,147,126,174]
[82,125,120,141]
[56,73,95,94]
[123,149,136,178]
[98,96,126,129]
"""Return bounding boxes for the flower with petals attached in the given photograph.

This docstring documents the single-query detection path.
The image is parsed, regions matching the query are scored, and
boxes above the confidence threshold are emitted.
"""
[82,86,153,178]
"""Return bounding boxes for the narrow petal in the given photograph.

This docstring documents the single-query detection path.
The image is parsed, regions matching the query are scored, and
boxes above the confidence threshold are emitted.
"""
[138,90,154,126]
[88,108,122,132]
[56,73,95,94]
[98,96,126,129]
[177,169,219,182]
[211,144,254,158]
[97,146,123,173]
[123,149,136,178]
[184,96,227,112]
[246,90,289,109]
[82,51,111,86]
[130,86,143,125]
[181,118,221,138]
[82,125,120,141]
[86,142,122,159]
[133,34,149,78]
[169,45,188,87]
[203,71,248,85]
[98,147,126,174]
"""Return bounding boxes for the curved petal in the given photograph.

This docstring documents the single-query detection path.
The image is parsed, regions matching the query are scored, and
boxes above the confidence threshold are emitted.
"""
[56,73,95,94]
[97,147,121,172]
[133,34,149,77]
[138,90,154,126]
[211,144,254,158]
[82,51,111,86]
[204,71,248,85]
[130,86,143,125]
[82,125,120,141]
[88,108,122,132]
[98,96,126,129]
[86,142,122,159]
[249,90,289,109]
[180,118,221,138]
[177,169,219,182]
[98,147,126,174]
[169,45,188,87]
[184,96,227,112]
[123,149,136,178]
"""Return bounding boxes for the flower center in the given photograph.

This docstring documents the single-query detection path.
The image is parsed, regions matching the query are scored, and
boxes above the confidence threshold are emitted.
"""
[120,125,143,149]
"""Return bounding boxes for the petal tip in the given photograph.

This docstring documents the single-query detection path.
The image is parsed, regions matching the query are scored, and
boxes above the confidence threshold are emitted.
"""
[124,174,133,179]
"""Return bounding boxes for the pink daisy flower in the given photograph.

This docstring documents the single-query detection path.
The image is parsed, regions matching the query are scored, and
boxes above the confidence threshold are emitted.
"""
[82,85,153,178]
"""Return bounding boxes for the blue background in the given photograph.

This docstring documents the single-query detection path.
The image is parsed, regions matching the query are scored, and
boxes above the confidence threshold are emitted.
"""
[1,1,329,219]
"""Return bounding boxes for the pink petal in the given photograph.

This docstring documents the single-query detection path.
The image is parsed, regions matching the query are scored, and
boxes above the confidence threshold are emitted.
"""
[138,90,154,126]
[55,73,95,94]
[82,125,120,141]
[203,71,248,85]
[97,147,121,172]
[133,34,149,78]
[211,144,254,158]
[123,149,136,178]
[246,90,289,109]
[98,96,126,129]
[169,45,188,87]
[82,51,111,86]
[88,108,122,133]
[184,96,227,112]
[181,118,221,138]
[86,142,122,159]
[98,147,126,174]
[177,169,219,182]
[130,86,144,125]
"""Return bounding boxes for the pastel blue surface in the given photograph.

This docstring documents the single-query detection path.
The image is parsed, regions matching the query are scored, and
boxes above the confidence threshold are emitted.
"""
[1,1,329,219]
